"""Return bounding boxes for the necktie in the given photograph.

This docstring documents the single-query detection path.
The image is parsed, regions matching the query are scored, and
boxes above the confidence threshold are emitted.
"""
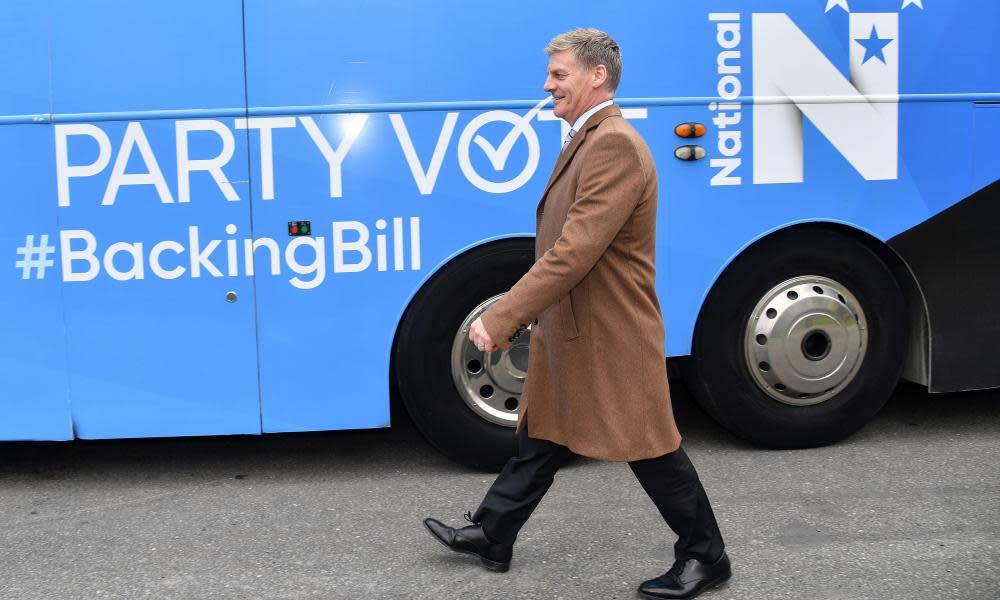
[561,128,577,151]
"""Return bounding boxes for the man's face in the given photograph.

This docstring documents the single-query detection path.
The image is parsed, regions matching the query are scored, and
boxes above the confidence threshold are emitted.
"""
[544,50,605,125]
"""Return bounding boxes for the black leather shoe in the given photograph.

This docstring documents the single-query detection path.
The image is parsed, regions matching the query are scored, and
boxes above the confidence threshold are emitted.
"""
[637,552,731,599]
[423,514,512,572]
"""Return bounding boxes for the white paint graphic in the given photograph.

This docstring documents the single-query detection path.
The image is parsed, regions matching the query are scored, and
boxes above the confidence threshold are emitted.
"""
[15,234,55,279]
[457,107,542,194]
[51,95,656,207]
[299,114,368,199]
[752,12,899,184]
[55,124,112,207]
[175,119,240,202]
[708,13,744,186]
[103,122,173,205]
[53,218,421,288]
[825,0,850,13]
[390,112,458,195]
[234,116,296,201]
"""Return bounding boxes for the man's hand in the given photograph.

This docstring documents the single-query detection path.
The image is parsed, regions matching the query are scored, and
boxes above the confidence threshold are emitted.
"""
[469,317,499,353]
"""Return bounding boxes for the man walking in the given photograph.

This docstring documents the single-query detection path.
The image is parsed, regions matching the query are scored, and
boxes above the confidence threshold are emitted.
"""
[423,29,730,599]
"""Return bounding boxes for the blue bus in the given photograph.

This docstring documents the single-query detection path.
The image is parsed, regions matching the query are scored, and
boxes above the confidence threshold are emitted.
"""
[2,0,998,469]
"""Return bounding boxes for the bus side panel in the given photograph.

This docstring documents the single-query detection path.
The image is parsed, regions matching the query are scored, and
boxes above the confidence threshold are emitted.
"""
[888,104,1000,392]
[0,1,49,118]
[661,2,994,360]
[44,2,262,438]
[240,0,724,432]
[973,105,1000,191]
[243,1,998,428]
[242,1,557,431]
[47,1,248,115]
[0,133,74,441]
[0,126,74,441]
[0,6,73,440]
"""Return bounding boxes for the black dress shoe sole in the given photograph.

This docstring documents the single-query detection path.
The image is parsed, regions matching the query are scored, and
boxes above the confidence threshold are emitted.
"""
[422,519,510,573]
[637,572,731,600]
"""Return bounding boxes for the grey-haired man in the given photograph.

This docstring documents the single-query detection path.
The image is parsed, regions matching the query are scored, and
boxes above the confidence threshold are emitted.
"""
[423,28,730,600]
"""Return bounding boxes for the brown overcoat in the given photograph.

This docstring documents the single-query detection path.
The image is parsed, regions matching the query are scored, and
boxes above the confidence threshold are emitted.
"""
[480,104,682,462]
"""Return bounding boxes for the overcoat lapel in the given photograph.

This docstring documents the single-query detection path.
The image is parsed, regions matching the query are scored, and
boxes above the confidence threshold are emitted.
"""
[536,105,622,220]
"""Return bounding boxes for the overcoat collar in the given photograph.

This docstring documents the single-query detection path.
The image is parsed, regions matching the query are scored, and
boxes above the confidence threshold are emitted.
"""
[538,104,622,211]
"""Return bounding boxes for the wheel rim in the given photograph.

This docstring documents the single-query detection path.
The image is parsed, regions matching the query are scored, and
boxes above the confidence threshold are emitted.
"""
[744,276,868,406]
[450,294,528,427]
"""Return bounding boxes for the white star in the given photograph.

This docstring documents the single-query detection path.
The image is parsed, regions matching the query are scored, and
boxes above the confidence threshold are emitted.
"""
[825,0,850,12]
[902,0,924,8]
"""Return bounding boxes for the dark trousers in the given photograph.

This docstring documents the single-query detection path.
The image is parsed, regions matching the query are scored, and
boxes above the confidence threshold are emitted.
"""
[472,427,725,563]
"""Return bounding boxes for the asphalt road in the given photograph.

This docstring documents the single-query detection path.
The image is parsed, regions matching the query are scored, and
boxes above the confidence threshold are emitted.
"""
[0,381,997,600]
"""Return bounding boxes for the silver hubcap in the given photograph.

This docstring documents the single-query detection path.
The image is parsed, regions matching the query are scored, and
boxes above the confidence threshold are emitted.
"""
[745,276,867,406]
[450,294,528,427]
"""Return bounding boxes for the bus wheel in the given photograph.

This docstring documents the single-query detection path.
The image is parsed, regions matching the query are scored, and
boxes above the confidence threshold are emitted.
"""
[684,229,907,448]
[394,239,534,471]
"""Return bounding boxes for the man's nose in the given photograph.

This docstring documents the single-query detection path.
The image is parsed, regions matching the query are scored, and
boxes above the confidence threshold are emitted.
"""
[543,78,555,93]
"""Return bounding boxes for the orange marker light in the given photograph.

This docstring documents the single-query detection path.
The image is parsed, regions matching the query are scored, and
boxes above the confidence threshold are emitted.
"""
[674,122,707,138]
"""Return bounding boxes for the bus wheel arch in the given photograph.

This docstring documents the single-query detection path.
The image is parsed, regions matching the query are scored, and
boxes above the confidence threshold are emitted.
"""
[391,237,535,471]
[683,223,925,448]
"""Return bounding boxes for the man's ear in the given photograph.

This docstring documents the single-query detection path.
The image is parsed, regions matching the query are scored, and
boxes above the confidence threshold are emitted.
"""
[592,64,608,89]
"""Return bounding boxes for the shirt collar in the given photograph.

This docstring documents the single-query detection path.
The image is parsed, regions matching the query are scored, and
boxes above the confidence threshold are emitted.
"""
[569,99,614,133]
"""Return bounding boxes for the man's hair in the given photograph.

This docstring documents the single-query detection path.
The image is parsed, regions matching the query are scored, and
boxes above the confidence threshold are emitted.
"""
[545,28,622,92]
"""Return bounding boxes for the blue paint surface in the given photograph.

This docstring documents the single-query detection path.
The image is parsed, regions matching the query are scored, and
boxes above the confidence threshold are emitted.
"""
[0,0,997,439]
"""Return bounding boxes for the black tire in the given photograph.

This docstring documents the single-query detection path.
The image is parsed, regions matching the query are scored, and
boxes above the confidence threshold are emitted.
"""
[684,228,907,448]
[394,238,534,471]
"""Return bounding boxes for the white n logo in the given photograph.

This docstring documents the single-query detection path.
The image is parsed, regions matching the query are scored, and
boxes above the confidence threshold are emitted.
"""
[752,13,898,184]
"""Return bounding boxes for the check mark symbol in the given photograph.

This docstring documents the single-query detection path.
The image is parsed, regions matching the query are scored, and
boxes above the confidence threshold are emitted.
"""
[472,97,551,171]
